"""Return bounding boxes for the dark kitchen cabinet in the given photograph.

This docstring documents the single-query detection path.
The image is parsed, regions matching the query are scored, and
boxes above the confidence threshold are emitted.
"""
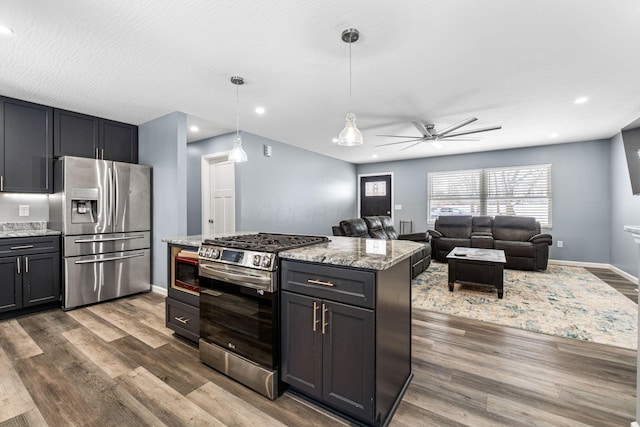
[0,236,61,316]
[280,259,412,426]
[281,291,375,420]
[0,97,53,193]
[54,109,138,163]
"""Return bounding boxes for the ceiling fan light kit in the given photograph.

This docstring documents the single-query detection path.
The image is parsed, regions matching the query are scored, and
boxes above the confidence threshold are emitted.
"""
[338,28,363,147]
[228,75,248,163]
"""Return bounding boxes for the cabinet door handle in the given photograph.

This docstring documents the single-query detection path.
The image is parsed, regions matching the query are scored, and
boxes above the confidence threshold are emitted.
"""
[312,301,319,332]
[25,257,28,273]
[174,316,189,324]
[321,303,328,335]
[11,245,34,250]
[307,279,334,287]
[16,257,20,274]
[0,175,3,191]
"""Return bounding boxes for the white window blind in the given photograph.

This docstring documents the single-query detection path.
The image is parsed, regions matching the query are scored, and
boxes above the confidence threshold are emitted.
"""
[428,164,552,226]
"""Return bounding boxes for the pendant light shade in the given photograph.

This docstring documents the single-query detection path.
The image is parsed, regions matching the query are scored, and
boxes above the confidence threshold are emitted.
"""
[228,76,248,163]
[337,28,363,147]
[338,113,363,146]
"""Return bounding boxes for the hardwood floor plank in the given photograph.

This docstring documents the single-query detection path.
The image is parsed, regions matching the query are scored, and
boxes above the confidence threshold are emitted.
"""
[0,319,43,360]
[62,327,134,378]
[0,348,36,423]
[87,303,169,349]
[486,394,594,427]
[119,366,226,427]
[65,308,127,342]
[188,381,287,427]
[0,408,48,427]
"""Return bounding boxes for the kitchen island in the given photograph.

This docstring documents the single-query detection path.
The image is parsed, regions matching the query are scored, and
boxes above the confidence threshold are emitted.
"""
[163,233,422,427]
[279,236,421,427]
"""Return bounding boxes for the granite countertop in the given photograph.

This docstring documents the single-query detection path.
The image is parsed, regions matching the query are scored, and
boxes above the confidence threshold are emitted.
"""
[279,236,424,271]
[0,221,61,239]
[162,235,204,247]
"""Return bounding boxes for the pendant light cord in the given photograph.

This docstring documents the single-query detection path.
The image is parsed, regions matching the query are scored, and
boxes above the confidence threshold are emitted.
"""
[348,40,352,108]
[235,82,240,139]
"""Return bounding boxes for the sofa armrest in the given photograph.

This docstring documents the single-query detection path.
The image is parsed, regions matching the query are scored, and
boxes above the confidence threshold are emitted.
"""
[427,230,442,239]
[529,233,552,245]
[399,232,431,243]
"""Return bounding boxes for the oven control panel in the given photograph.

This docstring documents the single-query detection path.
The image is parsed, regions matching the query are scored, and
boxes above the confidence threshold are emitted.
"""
[199,245,276,271]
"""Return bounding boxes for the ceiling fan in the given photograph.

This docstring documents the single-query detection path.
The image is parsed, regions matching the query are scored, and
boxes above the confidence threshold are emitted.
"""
[375,117,502,151]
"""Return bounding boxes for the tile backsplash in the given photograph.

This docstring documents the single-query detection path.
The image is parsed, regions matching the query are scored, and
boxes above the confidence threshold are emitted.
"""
[0,194,49,222]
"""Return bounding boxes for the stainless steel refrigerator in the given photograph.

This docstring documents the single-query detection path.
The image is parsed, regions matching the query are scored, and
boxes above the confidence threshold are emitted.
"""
[49,156,151,310]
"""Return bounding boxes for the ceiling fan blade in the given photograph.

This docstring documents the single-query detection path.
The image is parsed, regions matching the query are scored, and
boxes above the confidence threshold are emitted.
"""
[444,125,502,138]
[435,117,477,138]
[374,138,425,147]
[400,141,425,151]
[411,122,433,138]
[438,137,480,141]
[375,134,423,138]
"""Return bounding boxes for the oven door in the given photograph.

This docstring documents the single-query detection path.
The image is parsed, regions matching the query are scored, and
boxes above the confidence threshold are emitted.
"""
[199,272,277,369]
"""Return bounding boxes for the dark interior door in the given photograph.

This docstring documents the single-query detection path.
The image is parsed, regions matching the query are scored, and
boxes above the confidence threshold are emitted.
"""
[360,174,392,217]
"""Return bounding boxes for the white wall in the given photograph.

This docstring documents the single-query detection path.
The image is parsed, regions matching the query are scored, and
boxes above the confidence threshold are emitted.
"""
[138,111,188,289]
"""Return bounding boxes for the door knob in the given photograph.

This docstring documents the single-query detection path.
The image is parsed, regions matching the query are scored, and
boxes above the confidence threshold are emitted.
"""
[208,219,214,224]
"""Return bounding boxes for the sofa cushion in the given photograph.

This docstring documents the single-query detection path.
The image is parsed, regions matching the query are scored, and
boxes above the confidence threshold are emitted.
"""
[363,216,389,239]
[340,218,370,238]
[472,216,493,234]
[492,215,539,241]
[379,216,399,239]
[494,240,536,257]
[435,215,472,238]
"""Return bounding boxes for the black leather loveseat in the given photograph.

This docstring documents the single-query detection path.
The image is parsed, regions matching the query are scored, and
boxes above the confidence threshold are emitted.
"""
[428,215,552,270]
[332,216,432,278]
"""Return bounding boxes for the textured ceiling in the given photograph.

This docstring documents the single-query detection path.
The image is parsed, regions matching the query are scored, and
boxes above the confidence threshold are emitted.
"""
[1,0,640,164]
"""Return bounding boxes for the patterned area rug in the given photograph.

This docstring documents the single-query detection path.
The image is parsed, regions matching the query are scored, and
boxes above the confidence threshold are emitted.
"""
[412,262,638,349]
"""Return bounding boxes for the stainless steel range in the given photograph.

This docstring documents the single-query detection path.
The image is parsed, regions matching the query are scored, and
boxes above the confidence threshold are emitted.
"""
[198,233,329,399]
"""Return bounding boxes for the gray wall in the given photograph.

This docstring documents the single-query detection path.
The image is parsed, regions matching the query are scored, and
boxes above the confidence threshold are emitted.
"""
[187,132,357,236]
[357,139,612,264]
[139,111,188,289]
[609,132,640,278]
[0,194,48,222]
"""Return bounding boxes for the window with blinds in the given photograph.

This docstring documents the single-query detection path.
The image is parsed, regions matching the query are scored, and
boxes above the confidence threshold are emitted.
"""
[427,164,552,226]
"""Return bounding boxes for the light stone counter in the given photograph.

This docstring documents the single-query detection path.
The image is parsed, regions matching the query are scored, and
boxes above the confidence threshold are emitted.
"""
[162,235,204,248]
[279,235,424,271]
[0,221,61,239]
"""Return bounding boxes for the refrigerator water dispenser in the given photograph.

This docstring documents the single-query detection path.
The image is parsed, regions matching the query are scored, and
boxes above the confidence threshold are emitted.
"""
[70,188,98,224]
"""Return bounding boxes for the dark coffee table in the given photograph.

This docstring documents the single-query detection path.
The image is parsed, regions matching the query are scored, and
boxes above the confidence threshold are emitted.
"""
[446,247,507,298]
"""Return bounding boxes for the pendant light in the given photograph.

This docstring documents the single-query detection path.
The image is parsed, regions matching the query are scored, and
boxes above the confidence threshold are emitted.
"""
[228,76,248,163]
[338,28,363,147]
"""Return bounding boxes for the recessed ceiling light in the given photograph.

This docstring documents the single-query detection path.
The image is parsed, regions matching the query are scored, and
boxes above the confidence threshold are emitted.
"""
[0,25,14,35]
[332,138,339,144]
[255,107,265,115]
[550,132,559,138]
[574,97,588,104]
[372,153,378,159]
[189,125,199,132]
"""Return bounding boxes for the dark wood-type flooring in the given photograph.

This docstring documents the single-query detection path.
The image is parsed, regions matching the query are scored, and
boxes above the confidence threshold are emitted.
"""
[0,268,636,426]
[586,266,638,303]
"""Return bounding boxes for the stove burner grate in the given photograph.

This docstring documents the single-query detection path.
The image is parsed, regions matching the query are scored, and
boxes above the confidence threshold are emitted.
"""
[203,233,329,253]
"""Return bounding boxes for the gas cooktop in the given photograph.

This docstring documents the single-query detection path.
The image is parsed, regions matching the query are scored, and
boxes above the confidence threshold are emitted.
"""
[203,233,329,253]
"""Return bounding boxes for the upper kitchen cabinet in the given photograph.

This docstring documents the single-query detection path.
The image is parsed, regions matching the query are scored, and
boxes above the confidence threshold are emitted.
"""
[54,110,138,164]
[100,119,138,164]
[54,109,100,159]
[0,97,53,193]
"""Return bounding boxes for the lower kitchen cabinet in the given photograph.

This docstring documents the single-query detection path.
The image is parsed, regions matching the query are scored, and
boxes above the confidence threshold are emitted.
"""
[280,259,412,426]
[0,236,61,315]
[165,243,200,344]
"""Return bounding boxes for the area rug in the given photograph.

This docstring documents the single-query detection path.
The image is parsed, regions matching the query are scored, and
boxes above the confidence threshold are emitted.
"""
[412,262,637,350]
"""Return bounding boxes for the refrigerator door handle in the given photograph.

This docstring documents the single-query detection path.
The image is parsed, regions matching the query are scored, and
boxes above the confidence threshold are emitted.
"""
[74,235,145,243]
[107,167,113,226]
[74,252,145,265]
[114,166,119,227]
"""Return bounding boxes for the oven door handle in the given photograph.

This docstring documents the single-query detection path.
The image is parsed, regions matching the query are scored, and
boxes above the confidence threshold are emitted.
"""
[199,263,273,291]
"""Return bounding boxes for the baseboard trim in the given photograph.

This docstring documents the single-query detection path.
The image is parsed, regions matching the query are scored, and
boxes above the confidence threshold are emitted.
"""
[151,285,168,296]
[549,259,639,284]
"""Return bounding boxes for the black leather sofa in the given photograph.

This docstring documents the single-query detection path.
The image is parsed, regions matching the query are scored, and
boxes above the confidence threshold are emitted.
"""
[428,215,552,270]
[332,216,432,278]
